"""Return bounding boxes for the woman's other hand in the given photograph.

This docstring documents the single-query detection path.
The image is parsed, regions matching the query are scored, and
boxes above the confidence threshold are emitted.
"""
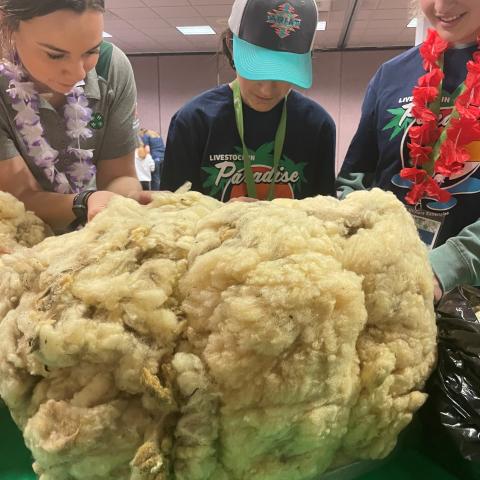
[127,190,153,205]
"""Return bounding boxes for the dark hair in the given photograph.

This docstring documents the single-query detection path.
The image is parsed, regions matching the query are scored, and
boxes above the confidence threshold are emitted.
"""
[0,0,104,56]
[0,0,104,31]
[220,28,235,71]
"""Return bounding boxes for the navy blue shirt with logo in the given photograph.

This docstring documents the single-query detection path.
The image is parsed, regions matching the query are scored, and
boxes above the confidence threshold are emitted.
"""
[162,84,336,201]
[339,44,480,248]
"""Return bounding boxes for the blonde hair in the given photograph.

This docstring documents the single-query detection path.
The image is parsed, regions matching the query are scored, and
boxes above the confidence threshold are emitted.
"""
[137,146,147,159]
[139,127,160,138]
[410,0,421,18]
[146,129,160,138]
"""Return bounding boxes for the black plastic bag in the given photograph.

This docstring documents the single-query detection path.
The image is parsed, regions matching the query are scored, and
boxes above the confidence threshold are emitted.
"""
[426,286,480,464]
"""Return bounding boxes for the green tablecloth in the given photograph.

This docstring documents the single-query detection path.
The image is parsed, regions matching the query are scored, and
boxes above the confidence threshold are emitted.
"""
[1,404,34,480]
[1,403,477,480]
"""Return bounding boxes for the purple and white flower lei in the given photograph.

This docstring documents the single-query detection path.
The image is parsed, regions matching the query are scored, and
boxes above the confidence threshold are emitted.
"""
[0,59,96,193]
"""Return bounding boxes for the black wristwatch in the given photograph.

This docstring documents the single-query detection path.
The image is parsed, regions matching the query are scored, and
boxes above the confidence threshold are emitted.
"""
[70,189,96,229]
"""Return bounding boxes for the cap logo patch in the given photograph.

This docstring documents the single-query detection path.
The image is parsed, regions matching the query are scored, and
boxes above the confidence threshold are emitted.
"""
[266,2,302,39]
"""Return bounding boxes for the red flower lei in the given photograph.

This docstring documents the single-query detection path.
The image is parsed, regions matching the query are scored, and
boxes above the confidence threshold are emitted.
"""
[400,29,480,205]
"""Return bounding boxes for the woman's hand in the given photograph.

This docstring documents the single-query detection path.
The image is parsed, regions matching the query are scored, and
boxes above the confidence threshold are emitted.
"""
[87,190,117,222]
[87,190,153,222]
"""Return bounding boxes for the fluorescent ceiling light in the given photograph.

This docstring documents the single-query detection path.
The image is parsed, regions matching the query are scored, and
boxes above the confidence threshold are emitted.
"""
[316,21,327,31]
[103,31,112,37]
[407,18,417,28]
[176,26,216,35]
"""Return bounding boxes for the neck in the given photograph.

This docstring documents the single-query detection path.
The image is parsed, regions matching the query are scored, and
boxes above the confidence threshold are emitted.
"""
[48,92,68,109]
[27,75,67,108]
[451,40,478,48]
[450,31,479,47]
[29,76,55,95]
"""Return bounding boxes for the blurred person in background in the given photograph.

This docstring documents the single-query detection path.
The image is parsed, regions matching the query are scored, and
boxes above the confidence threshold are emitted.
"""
[140,127,165,190]
[134,144,155,191]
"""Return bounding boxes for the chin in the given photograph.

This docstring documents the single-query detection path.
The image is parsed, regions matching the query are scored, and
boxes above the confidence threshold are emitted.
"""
[433,24,478,44]
[54,86,72,95]
[47,81,74,95]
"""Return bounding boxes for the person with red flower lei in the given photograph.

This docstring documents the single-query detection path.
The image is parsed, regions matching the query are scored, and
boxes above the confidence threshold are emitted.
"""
[338,0,480,304]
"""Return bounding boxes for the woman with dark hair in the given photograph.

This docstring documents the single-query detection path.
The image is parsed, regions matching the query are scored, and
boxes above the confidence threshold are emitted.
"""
[162,0,336,202]
[0,0,151,232]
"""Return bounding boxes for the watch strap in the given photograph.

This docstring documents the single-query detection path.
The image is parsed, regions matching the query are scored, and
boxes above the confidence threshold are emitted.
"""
[70,189,96,229]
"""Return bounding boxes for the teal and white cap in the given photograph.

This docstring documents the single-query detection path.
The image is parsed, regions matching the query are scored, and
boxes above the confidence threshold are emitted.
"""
[228,0,318,89]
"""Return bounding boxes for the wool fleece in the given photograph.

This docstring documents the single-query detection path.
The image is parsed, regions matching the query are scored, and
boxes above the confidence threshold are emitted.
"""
[0,189,436,480]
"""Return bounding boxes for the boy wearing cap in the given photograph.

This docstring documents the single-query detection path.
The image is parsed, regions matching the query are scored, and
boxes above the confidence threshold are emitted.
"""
[162,0,336,202]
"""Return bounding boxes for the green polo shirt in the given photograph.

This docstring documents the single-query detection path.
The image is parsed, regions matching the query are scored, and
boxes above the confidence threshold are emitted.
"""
[0,43,138,191]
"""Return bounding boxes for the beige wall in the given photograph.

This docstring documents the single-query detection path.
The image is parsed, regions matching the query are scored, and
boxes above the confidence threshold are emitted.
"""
[129,49,404,173]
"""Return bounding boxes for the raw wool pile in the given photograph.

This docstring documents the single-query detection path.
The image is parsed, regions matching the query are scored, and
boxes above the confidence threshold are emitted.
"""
[0,191,51,322]
[0,188,437,480]
[0,190,51,252]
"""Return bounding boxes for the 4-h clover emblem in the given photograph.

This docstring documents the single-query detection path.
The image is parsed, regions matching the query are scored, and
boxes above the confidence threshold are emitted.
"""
[89,113,105,130]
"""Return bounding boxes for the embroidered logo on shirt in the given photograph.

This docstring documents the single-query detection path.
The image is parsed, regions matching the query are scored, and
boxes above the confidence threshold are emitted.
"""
[266,3,302,39]
[89,112,105,130]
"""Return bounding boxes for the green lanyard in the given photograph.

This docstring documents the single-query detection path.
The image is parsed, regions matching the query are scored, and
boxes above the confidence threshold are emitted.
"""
[423,55,467,176]
[232,80,288,200]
